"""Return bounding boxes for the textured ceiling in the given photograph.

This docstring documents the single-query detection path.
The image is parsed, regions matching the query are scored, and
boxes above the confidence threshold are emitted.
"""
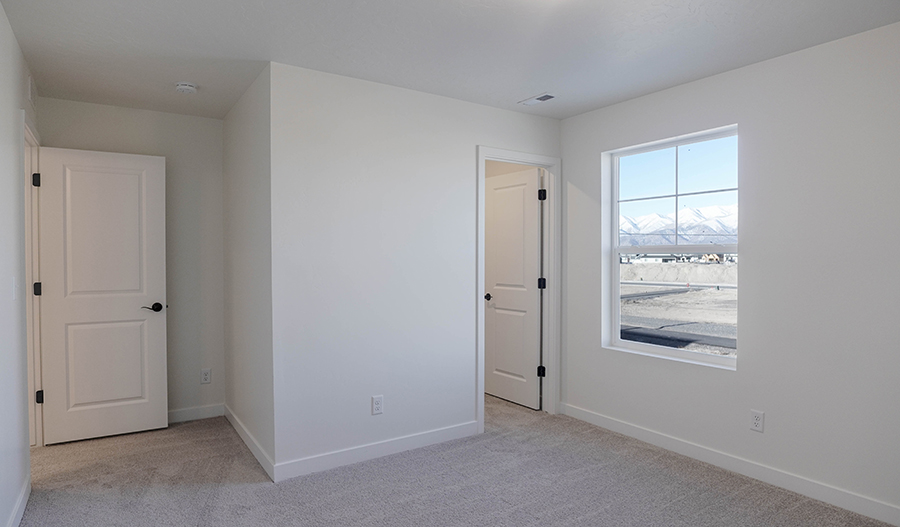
[4,0,900,120]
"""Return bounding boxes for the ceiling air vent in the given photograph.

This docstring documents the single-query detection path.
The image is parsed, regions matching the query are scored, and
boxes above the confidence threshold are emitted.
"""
[518,93,555,106]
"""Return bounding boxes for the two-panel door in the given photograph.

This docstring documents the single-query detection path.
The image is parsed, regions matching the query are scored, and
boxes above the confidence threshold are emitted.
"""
[485,168,542,410]
[39,147,167,445]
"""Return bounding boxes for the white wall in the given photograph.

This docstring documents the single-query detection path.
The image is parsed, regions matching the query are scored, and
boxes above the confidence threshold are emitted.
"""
[36,97,226,423]
[223,65,275,472]
[0,4,33,526]
[560,22,900,524]
[267,62,560,479]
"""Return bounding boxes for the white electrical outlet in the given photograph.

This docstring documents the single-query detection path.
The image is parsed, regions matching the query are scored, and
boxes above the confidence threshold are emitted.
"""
[750,409,765,432]
[372,395,383,415]
[201,368,212,384]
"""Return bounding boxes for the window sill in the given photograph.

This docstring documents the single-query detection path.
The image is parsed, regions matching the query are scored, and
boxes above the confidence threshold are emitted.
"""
[605,342,737,371]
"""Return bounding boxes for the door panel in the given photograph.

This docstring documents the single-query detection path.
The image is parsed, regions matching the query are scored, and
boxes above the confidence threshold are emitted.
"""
[40,147,167,445]
[66,168,143,293]
[485,168,541,409]
[67,321,145,406]
[492,308,527,381]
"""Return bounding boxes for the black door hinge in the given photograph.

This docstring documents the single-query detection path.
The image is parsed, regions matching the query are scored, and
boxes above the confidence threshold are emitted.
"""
[537,366,546,378]
[537,278,546,289]
[32,173,41,187]
[33,282,42,296]
[538,189,547,201]
[35,390,43,404]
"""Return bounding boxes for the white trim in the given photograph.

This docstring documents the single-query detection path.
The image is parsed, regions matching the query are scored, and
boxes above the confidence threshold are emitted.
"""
[476,150,486,433]
[5,477,29,527]
[606,126,739,370]
[224,404,275,481]
[611,124,737,157]
[476,147,563,416]
[23,108,40,148]
[605,344,735,370]
[23,113,42,447]
[273,421,478,483]
[543,163,562,415]
[561,403,900,527]
[168,403,225,424]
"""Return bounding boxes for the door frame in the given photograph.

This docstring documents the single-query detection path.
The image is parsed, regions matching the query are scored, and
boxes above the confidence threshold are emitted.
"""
[22,114,42,446]
[476,146,562,433]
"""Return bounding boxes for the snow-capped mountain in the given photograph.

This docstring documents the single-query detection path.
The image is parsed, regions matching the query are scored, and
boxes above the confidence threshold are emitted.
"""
[620,204,737,246]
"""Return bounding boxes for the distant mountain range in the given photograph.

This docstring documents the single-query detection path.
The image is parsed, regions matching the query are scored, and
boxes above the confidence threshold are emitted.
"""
[620,204,737,246]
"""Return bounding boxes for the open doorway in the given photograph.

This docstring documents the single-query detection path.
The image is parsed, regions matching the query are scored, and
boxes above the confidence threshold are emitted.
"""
[476,147,561,432]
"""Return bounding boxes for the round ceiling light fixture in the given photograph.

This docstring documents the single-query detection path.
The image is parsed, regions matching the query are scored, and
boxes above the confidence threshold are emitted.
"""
[175,82,198,95]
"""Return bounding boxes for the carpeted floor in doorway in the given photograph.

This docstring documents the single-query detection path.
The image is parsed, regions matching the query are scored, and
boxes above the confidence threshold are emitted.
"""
[21,396,890,527]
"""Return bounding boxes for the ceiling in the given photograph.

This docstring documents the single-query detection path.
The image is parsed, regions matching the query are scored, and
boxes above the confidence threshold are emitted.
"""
[4,0,900,120]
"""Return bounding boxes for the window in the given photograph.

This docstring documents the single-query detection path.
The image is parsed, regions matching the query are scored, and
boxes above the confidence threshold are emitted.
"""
[610,126,737,368]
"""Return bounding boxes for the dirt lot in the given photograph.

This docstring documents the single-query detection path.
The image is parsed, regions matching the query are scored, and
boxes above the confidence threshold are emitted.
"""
[620,286,737,326]
[620,261,737,285]
[619,262,737,356]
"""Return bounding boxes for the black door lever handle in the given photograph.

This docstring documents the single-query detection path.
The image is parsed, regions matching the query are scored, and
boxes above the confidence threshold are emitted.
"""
[141,302,164,312]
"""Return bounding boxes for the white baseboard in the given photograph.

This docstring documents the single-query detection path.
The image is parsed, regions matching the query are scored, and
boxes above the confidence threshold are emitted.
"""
[223,404,275,481]
[561,403,900,527]
[5,477,29,527]
[273,421,479,483]
[168,403,225,424]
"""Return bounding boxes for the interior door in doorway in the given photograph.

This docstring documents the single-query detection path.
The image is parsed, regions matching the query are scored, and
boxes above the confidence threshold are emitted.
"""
[39,147,168,445]
[485,167,542,409]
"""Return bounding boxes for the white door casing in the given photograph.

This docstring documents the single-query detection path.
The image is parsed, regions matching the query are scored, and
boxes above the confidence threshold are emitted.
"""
[23,122,40,446]
[476,146,562,433]
[39,147,167,445]
[485,167,542,409]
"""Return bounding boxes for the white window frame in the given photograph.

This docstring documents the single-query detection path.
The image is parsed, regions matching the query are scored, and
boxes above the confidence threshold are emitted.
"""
[607,125,738,370]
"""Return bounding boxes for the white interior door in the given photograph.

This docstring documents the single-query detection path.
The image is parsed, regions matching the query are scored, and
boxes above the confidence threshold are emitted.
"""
[485,167,542,409]
[39,147,167,445]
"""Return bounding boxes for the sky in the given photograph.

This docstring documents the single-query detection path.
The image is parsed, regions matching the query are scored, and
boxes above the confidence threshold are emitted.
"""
[618,135,738,218]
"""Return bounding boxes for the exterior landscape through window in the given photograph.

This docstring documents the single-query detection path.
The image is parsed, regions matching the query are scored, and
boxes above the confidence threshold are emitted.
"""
[612,128,738,361]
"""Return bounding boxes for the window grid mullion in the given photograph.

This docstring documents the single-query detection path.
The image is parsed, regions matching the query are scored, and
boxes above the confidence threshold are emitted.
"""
[674,145,679,246]
[616,244,738,255]
[618,187,738,204]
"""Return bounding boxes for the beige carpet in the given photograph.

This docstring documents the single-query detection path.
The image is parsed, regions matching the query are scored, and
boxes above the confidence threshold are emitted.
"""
[22,397,889,527]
